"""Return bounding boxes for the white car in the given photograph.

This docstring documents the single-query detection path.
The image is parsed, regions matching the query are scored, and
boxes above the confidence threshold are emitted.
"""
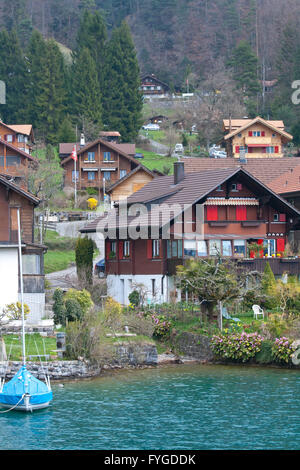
[213,150,227,158]
[174,143,184,153]
[142,123,160,131]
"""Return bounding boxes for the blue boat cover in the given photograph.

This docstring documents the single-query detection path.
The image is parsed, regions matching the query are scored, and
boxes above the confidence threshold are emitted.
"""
[0,365,52,406]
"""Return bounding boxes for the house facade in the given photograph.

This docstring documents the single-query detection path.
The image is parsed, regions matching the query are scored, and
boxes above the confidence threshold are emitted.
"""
[140,74,170,100]
[0,175,46,323]
[61,138,149,200]
[0,138,37,187]
[0,121,34,154]
[222,116,293,158]
[81,162,300,305]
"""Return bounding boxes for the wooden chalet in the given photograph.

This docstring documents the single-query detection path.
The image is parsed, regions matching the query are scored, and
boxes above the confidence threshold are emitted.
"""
[0,175,46,323]
[61,138,150,200]
[80,162,300,305]
[0,138,37,187]
[222,116,293,158]
[0,121,34,154]
[140,74,170,99]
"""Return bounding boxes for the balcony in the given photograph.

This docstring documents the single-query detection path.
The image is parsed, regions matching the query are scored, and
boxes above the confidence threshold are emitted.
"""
[166,256,300,277]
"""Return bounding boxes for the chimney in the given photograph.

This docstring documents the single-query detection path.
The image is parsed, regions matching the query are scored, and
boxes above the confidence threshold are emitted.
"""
[174,161,184,185]
[80,133,85,148]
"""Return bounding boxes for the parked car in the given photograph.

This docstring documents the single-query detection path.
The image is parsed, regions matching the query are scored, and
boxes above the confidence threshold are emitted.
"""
[214,151,227,158]
[134,153,144,159]
[142,123,160,131]
[174,143,184,153]
[94,259,105,277]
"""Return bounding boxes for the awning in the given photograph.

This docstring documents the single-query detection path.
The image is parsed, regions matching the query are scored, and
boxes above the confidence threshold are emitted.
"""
[247,144,269,147]
[100,168,117,172]
[82,168,99,172]
[205,198,259,206]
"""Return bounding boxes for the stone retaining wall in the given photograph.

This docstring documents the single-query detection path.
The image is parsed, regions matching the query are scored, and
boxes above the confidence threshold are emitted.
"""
[171,332,214,362]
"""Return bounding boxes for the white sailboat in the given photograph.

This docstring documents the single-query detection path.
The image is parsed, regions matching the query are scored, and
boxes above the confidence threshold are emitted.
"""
[0,209,53,412]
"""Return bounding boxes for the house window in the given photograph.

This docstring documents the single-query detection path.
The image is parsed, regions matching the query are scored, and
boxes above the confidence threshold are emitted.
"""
[120,169,127,179]
[103,171,111,180]
[109,241,116,258]
[263,239,276,257]
[18,135,25,143]
[152,279,156,297]
[216,185,223,191]
[0,156,4,167]
[184,240,196,257]
[103,152,111,161]
[22,254,41,275]
[72,170,79,182]
[123,241,130,257]
[222,240,232,256]
[152,240,160,258]
[6,134,13,142]
[231,183,238,191]
[6,156,21,166]
[167,240,182,258]
[267,146,275,154]
[234,240,246,256]
[197,240,207,257]
[87,152,95,162]
[209,240,221,256]
[274,213,279,222]
[88,171,95,181]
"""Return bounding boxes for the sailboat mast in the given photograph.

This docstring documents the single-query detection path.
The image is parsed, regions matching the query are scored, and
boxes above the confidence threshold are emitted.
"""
[17,208,26,366]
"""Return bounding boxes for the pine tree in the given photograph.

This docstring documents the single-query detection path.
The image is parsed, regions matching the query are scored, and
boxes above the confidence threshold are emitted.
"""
[228,40,260,97]
[75,237,94,287]
[57,117,77,143]
[0,29,28,122]
[32,38,67,143]
[71,47,102,126]
[102,21,143,141]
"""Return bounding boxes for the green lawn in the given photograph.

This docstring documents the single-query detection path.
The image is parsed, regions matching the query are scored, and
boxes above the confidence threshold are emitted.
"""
[44,250,75,274]
[3,333,57,361]
[136,148,174,174]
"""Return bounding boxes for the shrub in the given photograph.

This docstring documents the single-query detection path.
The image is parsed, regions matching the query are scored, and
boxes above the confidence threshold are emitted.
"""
[211,332,264,362]
[255,340,274,364]
[272,337,297,364]
[151,314,172,339]
[64,289,93,315]
[2,302,30,320]
[128,290,140,307]
[75,236,94,286]
[65,298,84,322]
[53,288,67,325]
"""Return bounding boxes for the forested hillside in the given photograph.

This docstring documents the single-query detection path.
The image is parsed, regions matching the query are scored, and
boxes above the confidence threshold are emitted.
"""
[2,0,300,86]
[1,0,300,143]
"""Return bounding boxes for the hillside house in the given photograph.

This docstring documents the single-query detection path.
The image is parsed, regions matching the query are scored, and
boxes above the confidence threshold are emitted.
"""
[0,175,46,323]
[0,121,34,154]
[222,116,293,158]
[140,74,170,100]
[0,139,37,187]
[81,162,300,305]
[61,138,152,200]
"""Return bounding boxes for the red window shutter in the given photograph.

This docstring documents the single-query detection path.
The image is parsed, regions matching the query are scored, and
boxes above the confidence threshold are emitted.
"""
[262,147,266,153]
[119,241,124,259]
[248,147,253,153]
[147,239,152,259]
[4,134,7,141]
[250,251,255,259]
[275,146,279,153]
[277,239,285,252]
[206,206,218,221]
[235,146,240,154]
[236,205,247,221]
[261,131,265,137]
[106,241,111,260]
[237,183,242,190]
[12,135,15,142]
[279,213,286,222]
[248,131,253,137]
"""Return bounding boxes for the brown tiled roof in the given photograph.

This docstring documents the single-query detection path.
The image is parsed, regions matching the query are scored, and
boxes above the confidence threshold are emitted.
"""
[0,137,37,162]
[59,142,86,155]
[223,116,292,141]
[99,131,121,137]
[180,157,300,192]
[80,166,300,234]
[113,143,136,155]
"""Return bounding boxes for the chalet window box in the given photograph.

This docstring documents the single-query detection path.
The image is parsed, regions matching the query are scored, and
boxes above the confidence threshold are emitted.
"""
[83,160,96,163]
[241,221,262,227]
[102,160,116,163]
[208,221,228,227]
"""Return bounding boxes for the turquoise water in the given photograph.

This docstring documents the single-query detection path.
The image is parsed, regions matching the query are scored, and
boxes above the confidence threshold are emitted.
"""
[0,364,299,450]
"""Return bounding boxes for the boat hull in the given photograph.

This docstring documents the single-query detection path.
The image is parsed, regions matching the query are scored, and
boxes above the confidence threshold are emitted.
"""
[0,391,53,412]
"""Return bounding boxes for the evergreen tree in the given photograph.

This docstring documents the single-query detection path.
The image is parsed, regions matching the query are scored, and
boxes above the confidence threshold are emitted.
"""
[57,116,77,143]
[102,20,142,141]
[71,47,102,126]
[33,38,67,143]
[75,237,94,287]
[0,29,28,122]
[228,40,260,97]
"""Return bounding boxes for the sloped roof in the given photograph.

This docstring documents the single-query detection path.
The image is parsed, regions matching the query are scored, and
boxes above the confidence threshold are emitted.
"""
[223,116,292,141]
[7,124,33,137]
[0,137,37,162]
[80,166,300,234]
[0,174,40,205]
[180,157,300,194]
[106,165,157,194]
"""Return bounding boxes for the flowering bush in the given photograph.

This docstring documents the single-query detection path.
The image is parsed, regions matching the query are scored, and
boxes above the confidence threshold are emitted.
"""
[151,314,172,338]
[211,331,264,362]
[272,337,297,364]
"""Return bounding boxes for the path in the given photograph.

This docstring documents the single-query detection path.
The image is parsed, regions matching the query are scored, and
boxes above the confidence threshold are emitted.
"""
[139,134,169,155]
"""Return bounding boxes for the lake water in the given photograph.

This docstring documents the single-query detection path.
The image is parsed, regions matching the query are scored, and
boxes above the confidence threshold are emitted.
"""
[0,364,299,450]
